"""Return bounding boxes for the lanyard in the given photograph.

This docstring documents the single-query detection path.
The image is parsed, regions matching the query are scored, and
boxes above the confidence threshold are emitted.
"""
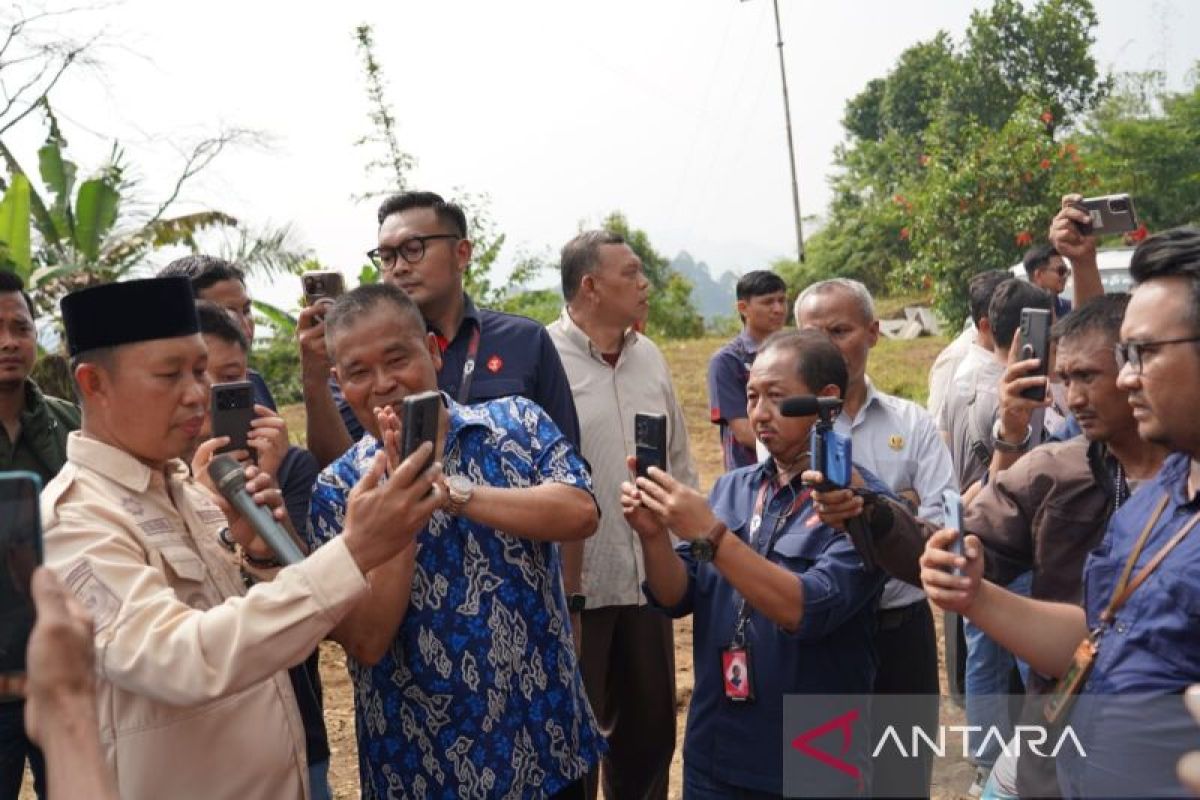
[733,476,813,645]
[1096,493,1200,632]
[456,323,482,404]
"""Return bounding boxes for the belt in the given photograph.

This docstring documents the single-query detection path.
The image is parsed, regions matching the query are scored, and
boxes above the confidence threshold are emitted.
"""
[876,600,925,631]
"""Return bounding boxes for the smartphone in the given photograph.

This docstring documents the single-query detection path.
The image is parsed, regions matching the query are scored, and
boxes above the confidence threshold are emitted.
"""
[634,413,668,479]
[1072,193,1138,236]
[1017,308,1052,402]
[401,390,441,474]
[943,488,965,577]
[810,425,853,489]
[0,472,43,679]
[210,381,256,460]
[301,271,346,307]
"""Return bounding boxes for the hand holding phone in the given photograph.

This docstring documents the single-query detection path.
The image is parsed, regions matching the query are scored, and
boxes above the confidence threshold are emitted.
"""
[210,381,256,462]
[635,413,668,479]
[301,271,346,308]
[942,488,965,577]
[1070,193,1138,236]
[401,391,442,475]
[1016,308,1052,402]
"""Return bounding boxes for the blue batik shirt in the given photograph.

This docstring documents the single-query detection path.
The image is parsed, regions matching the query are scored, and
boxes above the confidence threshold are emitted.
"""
[308,395,604,799]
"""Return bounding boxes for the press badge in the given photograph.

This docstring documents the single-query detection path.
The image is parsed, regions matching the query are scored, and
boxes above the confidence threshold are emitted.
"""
[721,644,754,703]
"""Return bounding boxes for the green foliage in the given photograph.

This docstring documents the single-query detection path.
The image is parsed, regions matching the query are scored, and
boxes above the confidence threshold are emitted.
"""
[601,211,703,339]
[0,173,31,276]
[824,0,1110,325]
[1078,69,1200,229]
[495,288,561,325]
[253,328,304,407]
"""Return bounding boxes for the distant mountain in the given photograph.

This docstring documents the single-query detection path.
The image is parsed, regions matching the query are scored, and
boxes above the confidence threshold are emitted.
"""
[671,251,739,321]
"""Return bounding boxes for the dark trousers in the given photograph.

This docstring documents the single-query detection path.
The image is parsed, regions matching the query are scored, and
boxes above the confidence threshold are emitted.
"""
[580,605,676,800]
[869,601,940,800]
[0,701,45,800]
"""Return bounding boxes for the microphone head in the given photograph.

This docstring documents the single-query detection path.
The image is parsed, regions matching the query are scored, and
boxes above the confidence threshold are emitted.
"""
[206,454,245,494]
[779,395,843,418]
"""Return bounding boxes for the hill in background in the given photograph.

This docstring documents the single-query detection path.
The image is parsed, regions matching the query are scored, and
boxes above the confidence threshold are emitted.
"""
[671,251,738,322]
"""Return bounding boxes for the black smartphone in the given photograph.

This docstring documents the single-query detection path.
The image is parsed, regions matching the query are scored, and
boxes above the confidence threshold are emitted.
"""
[401,390,441,474]
[1073,193,1138,236]
[634,413,668,479]
[0,471,43,680]
[1017,308,1052,402]
[810,425,853,489]
[943,488,965,577]
[301,271,346,307]
[210,381,256,460]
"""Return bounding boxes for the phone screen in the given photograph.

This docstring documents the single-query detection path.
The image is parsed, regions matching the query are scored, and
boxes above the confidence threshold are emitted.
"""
[634,413,668,478]
[0,472,43,676]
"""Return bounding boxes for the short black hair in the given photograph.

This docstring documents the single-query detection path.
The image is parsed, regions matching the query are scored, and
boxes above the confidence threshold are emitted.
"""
[1051,293,1130,346]
[1022,243,1059,279]
[0,271,36,319]
[559,230,627,302]
[759,329,849,398]
[736,270,786,301]
[323,283,426,358]
[376,191,468,239]
[159,255,246,296]
[1129,226,1200,331]
[988,279,1053,349]
[968,270,1010,326]
[195,300,248,352]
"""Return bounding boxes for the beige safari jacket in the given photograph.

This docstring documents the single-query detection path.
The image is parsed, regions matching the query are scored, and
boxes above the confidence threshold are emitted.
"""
[42,433,368,800]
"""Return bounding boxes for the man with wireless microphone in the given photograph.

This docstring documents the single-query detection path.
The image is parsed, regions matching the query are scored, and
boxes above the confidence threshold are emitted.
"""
[42,277,443,800]
[621,329,887,797]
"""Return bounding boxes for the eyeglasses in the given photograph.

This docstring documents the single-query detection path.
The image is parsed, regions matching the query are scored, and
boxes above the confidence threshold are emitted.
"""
[1114,335,1200,374]
[367,234,459,269]
[1047,265,1072,278]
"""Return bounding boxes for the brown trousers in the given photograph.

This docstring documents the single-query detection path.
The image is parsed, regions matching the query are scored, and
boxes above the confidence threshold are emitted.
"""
[579,605,676,800]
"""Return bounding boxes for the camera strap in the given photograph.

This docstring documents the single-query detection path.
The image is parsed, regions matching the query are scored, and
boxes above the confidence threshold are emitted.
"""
[733,477,812,647]
[1045,492,1200,724]
[457,323,483,404]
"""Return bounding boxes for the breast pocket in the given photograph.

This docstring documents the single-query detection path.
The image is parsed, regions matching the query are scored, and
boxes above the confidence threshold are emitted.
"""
[771,530,823,572]
[157,545,213,608]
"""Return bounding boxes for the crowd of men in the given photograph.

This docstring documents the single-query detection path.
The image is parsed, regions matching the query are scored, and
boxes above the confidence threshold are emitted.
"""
[0,187,1198,800]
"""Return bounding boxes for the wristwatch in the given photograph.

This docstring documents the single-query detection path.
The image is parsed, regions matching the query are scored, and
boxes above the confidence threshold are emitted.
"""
[992,419,1033,453]
[445,475,475,516]
[690,521,729,563]
[567,594,587,614]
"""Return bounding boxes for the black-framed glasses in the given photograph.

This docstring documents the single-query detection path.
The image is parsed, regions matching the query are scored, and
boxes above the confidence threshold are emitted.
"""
[1114,335,1200,374]
[1050,264,1072,278]
[367,234,459,269]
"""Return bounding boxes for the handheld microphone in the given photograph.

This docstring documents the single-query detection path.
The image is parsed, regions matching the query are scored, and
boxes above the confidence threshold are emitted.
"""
[207,455,305,566]
[779,395,843,418]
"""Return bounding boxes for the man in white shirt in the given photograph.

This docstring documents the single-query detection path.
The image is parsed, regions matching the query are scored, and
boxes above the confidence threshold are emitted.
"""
[796,278,956,797]
[548,230,700,800]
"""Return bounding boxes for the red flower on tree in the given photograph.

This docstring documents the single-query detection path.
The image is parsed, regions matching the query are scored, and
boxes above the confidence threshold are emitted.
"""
[1039,158,1052,170]
[919,154,930,167]
[1040,110,1054,124]
[1016,231,1034,247]
[1129,224,1149,243]
[899,227,911,241]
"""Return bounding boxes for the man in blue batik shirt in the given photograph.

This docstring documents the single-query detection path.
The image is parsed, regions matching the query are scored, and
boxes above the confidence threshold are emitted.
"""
[307,283,603,799]
[623,330,887,797]
[923,227,1200,798]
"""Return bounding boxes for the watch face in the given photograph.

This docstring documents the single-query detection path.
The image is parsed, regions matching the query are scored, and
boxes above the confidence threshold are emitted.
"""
[448,475,473,495]
[691,539,714,563]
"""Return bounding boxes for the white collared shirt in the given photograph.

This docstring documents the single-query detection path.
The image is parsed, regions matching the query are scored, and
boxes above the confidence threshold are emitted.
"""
[836,380,956,609]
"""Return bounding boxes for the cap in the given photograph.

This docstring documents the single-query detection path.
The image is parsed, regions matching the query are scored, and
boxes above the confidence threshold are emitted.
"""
[60,277,200,356]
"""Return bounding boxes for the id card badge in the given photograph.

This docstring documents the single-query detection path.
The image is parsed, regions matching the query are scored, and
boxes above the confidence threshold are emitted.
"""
[721,644,755,703]
[1044,637,1097,725]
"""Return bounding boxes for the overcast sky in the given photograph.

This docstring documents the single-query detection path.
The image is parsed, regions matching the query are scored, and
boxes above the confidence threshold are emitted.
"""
[9,0,1199,309]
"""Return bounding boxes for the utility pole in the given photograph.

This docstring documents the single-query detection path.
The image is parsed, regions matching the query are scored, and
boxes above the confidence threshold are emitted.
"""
[744,0,805,262]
